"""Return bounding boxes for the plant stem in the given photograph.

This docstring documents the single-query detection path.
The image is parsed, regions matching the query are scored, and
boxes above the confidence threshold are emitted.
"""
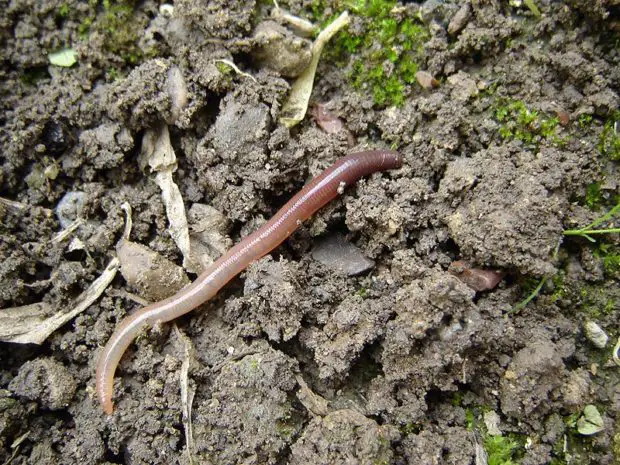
[511,276,548,313]
[564,228,620,235]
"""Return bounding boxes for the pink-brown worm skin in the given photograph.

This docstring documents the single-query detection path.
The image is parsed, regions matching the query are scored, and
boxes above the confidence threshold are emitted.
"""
[96,150,403,414]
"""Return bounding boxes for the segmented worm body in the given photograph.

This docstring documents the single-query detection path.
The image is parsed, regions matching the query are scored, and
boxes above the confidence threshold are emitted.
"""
[96,150,403,414]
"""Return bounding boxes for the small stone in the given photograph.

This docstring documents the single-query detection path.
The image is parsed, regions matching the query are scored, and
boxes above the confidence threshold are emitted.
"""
[447,71,479,102]
[56,191,87,228]
[584,321,608,349]
[116,239,190,301]
[448,260,504,292]
[311,234,375,276]
[448,3,472,36]
[556,110,570,126]
[41,118,72,155]
[415,70,440,90]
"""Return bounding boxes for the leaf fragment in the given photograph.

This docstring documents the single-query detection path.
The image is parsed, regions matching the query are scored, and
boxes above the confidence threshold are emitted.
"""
[140,123,196,272]
[0,258,119,344]
[49,48,77,67]
[576,405,604,435]
[279,11,350,128]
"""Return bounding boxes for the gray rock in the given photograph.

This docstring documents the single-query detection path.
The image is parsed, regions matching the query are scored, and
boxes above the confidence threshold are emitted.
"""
[311,234,375,276]
[448,2,472,36]
[56,191,86,228]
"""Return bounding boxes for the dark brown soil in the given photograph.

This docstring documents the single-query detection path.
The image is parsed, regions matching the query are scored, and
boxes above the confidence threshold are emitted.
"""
[0,0,618,464]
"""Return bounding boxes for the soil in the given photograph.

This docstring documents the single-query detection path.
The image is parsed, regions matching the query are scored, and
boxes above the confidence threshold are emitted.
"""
[0,0,618,464]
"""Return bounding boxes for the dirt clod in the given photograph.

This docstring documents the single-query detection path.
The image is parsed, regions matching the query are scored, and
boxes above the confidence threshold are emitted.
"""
[8,358,76,410]
[0,0,618,463]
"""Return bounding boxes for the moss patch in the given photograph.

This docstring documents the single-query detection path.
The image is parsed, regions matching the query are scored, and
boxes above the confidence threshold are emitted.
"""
[313,0,429,107]
[598,111,620,161]
[79,0,157,66]
[484,434,524,465]
[494,99,562,148]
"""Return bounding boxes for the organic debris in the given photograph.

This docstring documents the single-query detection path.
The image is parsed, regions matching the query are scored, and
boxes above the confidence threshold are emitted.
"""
[0,258,119,344]
[166,66,188,124]
[140,123,195,271]
[175,327,197,465]
[448,261,504,292]
[271,1,317,37]
[576,405,604,435]
[48,48,77,67]
[214,59,257,83]
[279,11,350,127]
[311,103,355,146]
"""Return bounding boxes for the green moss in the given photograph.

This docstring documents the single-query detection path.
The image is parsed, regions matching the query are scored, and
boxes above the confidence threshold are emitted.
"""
[450,391,464,407]
[399,422,422,435]
[585,182,603,210]
[57,3,70,19]
[550,271,566,303]
[572,281,617,319]
[578,114,593,129]
[599,111,620,160]
[494,99,562,148]
[215,61,233,75]
[249,357,260,370]
[79,0,156,66]
[465,408,475,430]
[311,0,328,22]
[102,1,145,64]
[464,405,525,464]
[275,421,295,439]
[78,16,94,38]
[484,434,523,465]
[595,243,620,277]
[314,0,429,107]
[106,67,120,81]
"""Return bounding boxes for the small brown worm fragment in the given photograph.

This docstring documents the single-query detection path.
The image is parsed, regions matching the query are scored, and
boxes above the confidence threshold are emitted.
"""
[448,260,504,292]
[96,150,403,414]
[311,104,356,147]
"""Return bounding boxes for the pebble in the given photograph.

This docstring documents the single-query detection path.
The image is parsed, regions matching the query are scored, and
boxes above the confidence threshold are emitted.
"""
[448,3,472,36]
[311,234,374,276]
[116,239,190,301]
[583,321,608,349]
[56,191,87,228]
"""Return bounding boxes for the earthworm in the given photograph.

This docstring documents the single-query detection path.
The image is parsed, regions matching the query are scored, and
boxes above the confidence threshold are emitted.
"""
[96,150,403,414]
